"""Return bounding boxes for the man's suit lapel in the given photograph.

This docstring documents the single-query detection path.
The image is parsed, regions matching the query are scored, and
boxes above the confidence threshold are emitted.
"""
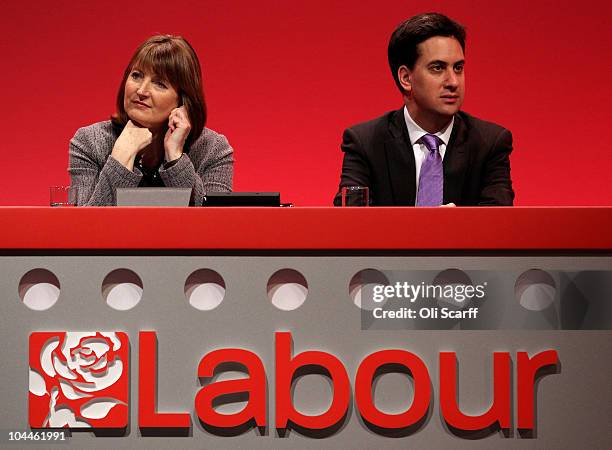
[384,109,416,205]
[443,113,469,204]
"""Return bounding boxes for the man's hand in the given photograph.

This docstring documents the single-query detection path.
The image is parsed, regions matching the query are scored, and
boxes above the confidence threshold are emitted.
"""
[164,106,191,162]
[441,203,456,207]
[111,120,153,170]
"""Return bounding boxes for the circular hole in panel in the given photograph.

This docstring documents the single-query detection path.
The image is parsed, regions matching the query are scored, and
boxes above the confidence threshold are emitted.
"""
[267,269,308,311]
[185,269,226,311]
[102,269,143,311]
[19,269,61,311]
[515,269,556,311]
[433,269,474,310]
[349,269,389,310]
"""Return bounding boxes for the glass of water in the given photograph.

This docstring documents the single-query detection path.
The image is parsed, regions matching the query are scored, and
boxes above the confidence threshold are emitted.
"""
[341,186,369,207]
[50,186,78,207]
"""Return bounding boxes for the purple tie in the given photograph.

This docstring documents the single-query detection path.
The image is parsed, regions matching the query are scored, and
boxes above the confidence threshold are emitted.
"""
[416,134,443,206]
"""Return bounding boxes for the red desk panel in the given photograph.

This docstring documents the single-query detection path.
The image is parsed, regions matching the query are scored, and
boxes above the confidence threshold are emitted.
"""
[0,207,610,250]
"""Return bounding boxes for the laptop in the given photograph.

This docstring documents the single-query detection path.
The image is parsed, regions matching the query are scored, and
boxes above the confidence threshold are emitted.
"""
[116,188,191,206]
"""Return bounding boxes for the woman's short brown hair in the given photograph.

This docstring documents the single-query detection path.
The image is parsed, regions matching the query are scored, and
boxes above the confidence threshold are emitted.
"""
[111,35,206,148]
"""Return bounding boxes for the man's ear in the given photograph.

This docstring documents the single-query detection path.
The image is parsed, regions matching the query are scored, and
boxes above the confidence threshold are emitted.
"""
[398,65,412,94]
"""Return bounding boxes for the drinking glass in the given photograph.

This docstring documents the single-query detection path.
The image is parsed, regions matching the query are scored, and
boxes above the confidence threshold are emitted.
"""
[50,186,78,207]
[341,186,369,206]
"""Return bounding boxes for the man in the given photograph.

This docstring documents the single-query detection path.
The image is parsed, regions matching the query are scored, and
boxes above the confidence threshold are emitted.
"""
[334,13,514,206]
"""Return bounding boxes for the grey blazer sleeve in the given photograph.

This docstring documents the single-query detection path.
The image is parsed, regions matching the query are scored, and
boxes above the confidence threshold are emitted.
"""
[159,128,234,206]
[68,122,234,206]
[69,126,142,206]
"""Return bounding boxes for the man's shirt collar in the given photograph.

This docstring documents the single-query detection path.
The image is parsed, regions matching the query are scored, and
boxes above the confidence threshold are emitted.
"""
[403,106,454,146]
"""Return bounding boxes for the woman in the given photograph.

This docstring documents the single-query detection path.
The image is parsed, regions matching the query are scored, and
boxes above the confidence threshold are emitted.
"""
[69,35,233,205]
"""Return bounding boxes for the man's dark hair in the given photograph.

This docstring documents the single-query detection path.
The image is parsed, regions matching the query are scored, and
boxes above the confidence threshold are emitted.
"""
[388,13,466,93]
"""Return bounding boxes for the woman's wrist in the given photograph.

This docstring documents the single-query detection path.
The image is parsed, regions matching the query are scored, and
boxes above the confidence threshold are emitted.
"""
[164,147,183,163]
[163,153,183,169]
[110,145,137,171]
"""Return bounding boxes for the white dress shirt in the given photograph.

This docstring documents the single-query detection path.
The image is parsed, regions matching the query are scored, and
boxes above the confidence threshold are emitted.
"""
[403,106,454,203]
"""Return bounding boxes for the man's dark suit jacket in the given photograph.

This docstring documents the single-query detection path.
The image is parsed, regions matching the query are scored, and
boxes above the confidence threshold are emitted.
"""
[334,108,514,206]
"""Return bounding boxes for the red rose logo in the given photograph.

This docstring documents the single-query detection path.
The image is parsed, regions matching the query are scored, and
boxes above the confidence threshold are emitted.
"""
[29,332,129,429]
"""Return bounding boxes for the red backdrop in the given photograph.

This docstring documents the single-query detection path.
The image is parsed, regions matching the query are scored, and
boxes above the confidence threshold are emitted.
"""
[1,0,611,206]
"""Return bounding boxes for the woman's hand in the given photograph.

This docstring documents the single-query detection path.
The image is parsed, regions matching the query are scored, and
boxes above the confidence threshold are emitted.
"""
[164,106,191,162]
[111,120,153,170]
